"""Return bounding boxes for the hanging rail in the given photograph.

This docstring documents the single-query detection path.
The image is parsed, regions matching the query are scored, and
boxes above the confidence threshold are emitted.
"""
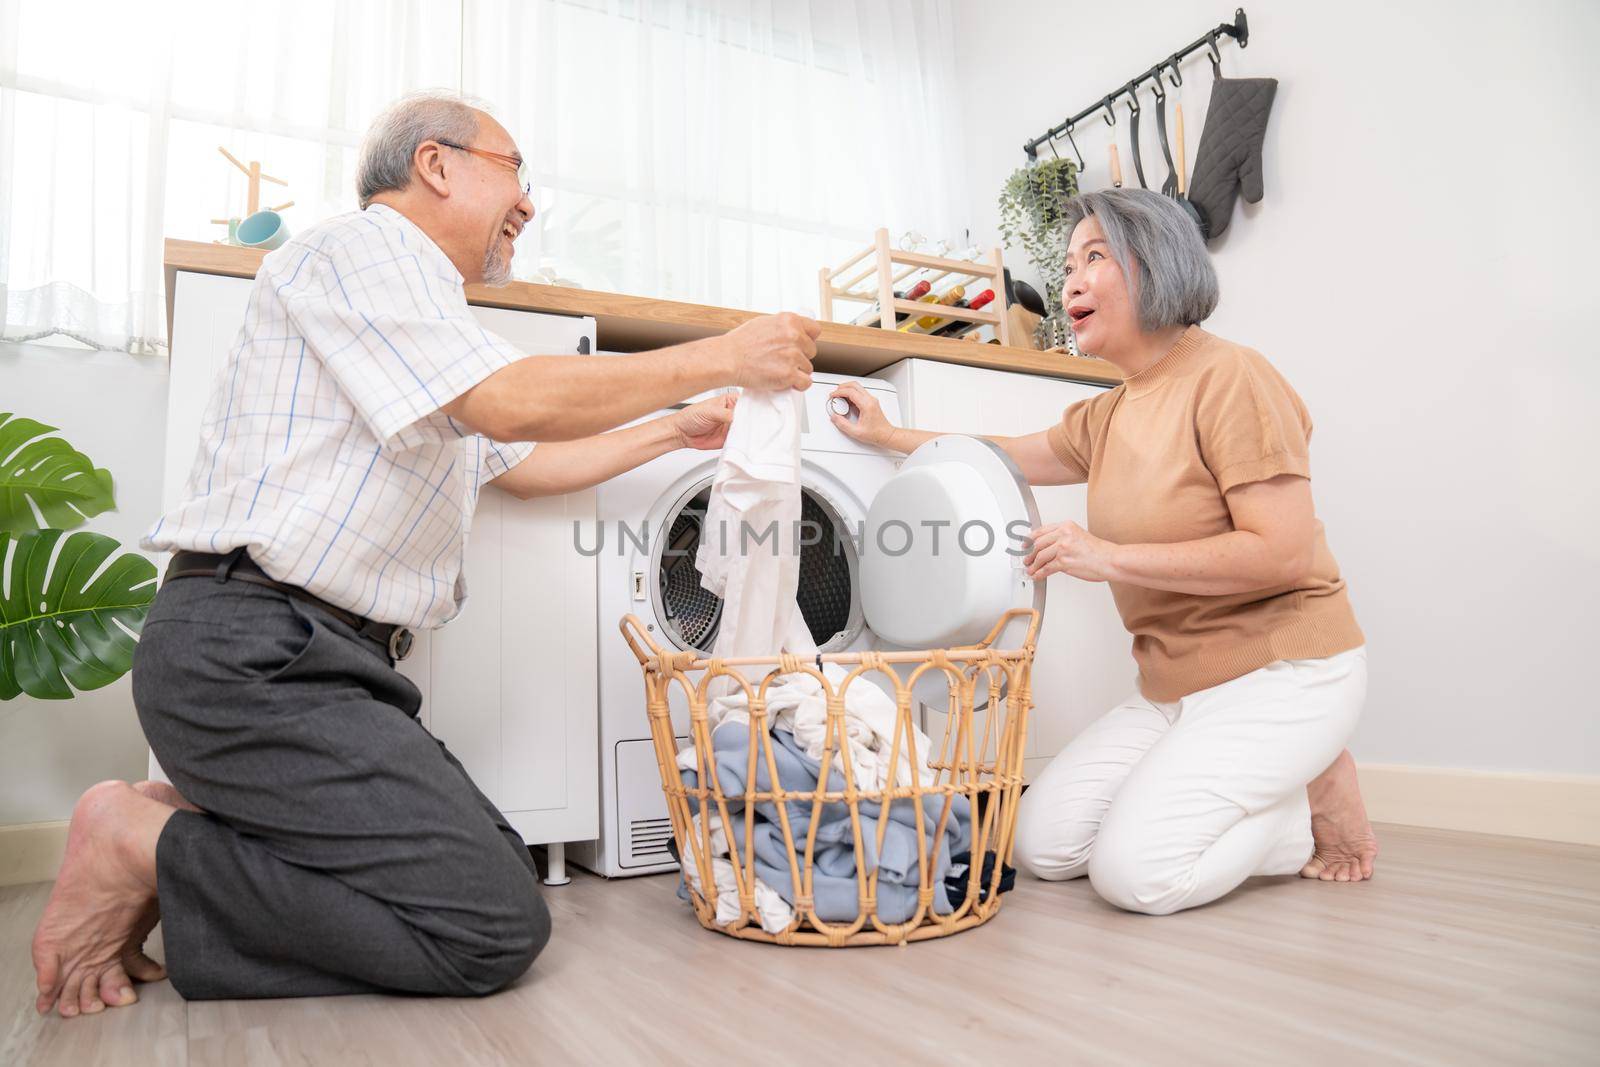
[1022,8,1250,160]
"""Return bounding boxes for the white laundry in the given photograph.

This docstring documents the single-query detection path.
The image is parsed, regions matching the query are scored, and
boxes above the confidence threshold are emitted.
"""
[683,384,937,791]
[680,812,796,934]
[694,386,802,700]
[674,610,934,789]
[775,606,936,790]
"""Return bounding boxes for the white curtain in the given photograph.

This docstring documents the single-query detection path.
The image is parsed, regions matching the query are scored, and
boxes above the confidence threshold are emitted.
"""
[0,0,967,354]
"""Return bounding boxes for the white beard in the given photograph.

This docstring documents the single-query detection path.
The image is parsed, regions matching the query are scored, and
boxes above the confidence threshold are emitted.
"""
[481,239,512,287]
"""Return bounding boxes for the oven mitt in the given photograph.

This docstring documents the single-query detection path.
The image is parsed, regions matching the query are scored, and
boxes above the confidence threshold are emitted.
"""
[1187,76,1277,240]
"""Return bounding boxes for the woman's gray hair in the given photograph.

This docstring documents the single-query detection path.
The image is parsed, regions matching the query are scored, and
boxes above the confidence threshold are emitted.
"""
[356,91,489,209]
[1060,188,1218,330]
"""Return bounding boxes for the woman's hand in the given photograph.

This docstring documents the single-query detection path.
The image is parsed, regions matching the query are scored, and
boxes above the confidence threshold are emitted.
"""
[672,392,737,450]
[1024,520,1120,583]
[827,381,898,449]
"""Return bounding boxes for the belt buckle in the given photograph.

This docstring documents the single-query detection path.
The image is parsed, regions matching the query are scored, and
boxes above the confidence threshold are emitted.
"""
[388,627,414,662]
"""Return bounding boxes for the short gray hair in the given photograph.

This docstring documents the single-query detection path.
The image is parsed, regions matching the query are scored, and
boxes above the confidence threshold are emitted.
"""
[355,91,489,209]
[1060,188,1218,330]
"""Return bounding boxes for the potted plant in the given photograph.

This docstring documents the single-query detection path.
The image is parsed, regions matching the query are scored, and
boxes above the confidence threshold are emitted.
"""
[997,156,1079,349]
[0,412,156,700]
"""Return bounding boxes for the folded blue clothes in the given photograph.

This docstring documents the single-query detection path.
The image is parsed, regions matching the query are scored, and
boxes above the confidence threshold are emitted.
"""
[680,722,971,925]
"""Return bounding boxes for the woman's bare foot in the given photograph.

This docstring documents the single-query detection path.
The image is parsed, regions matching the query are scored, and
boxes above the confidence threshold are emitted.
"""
[31,781,177,1018]
[1301,749,1378,882]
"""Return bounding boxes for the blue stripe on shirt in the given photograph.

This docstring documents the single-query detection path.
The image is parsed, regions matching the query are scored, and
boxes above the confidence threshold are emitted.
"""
[305,444,383,586]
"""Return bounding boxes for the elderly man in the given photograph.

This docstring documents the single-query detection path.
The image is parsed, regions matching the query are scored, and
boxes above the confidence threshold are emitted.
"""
[31,91,818,1017]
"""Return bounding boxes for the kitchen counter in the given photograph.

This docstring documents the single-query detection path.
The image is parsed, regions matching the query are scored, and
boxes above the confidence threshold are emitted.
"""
[164,238,1120,385]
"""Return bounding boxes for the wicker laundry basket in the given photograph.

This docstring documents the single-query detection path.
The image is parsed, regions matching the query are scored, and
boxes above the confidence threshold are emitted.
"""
[618,609,1040,947]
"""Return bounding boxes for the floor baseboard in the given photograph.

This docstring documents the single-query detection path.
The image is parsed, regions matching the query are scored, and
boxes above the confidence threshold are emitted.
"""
[1358,763,1600,847]
[0,821,70,888]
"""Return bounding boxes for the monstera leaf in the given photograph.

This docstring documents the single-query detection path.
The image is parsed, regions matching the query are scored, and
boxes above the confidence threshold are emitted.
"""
[0,412,116,535]
[1,529,157,700]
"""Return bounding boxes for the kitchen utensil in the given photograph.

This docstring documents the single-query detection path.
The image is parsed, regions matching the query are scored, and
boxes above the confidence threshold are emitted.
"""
[1109,143,1124,188]
[1153,81,1178,197]
[1174,102,1207,233]
[1060,120,1085,171]
[1012,279,1046,316]
[1007,304,1043,350]
[1127,89,1146,189]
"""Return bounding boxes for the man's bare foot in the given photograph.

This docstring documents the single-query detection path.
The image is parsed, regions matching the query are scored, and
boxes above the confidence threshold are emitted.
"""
[109,780,203,987]
[31,781,177,1018]
[133,778,202,813]
[1301,749,1379,883]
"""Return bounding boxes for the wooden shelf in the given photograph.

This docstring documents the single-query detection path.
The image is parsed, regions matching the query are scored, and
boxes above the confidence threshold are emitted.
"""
[164,238,1120,385]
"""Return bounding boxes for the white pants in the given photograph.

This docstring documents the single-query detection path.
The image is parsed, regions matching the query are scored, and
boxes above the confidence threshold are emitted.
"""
[1013,647,1367,915]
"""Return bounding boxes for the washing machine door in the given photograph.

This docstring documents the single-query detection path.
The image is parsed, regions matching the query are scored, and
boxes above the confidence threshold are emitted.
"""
[859,435,1045,656]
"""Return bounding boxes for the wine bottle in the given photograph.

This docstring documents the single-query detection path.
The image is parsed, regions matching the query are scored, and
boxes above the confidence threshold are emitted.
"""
[850,279,932,326]
[931,289,995,337]
[922,295,972,333]
[885,292,941,332]
[898,285,966,333]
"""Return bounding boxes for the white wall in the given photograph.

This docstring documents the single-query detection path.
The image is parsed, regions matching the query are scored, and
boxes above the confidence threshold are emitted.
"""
[1,341,169,822]
[952,1,1600,774]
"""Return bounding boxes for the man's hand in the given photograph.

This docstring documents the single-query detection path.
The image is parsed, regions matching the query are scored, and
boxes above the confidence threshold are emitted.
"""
[672,393,737,450]
[723,312,819,392]
[1024,520,1120,583]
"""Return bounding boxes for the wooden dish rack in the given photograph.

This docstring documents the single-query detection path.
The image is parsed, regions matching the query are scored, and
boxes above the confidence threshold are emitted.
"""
[819,227,1012,347]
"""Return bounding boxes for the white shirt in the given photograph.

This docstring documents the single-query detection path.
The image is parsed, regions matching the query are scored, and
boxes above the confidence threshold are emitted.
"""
[145,204,534,629]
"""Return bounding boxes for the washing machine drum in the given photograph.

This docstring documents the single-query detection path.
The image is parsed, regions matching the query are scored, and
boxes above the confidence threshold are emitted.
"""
[859,435,1044,653]
[656,488,858,653]
[654,435,1043,660]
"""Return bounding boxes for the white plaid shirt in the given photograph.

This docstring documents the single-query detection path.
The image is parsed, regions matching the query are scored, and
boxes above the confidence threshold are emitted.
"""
[145,204,534,629]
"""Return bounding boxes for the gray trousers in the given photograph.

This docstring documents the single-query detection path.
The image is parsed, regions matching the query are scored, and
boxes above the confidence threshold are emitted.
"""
[131,573,551,1000]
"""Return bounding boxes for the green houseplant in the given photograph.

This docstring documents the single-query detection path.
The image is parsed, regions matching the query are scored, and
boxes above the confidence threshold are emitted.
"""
[997,156,1079,348]
[0,412,156,700]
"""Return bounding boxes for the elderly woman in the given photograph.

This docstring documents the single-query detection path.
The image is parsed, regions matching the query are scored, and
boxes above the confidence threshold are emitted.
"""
[827,188,1376,916]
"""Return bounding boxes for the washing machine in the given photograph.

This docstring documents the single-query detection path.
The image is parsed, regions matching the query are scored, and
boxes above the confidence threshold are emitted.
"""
[570,372,1044,877]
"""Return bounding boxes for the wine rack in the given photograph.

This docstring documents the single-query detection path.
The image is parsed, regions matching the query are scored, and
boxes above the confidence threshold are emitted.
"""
[818,228,1011,347]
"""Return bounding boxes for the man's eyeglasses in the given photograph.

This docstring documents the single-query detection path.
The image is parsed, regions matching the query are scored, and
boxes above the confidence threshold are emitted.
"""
[436,140,532,197]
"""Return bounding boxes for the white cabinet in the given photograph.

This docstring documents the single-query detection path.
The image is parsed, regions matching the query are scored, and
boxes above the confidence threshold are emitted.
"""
[161,271,599,876]
[872,358,1130,779]
[162,273,255,513]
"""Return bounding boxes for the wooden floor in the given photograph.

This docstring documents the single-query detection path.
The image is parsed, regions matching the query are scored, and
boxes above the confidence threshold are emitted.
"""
[4,824,1597,1065]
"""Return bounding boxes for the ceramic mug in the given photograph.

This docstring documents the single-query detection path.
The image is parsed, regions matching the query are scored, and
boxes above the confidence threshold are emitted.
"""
[236,210,289,250]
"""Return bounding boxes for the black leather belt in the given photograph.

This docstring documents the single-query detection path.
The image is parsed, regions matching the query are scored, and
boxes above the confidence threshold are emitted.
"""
[164,548,414,661]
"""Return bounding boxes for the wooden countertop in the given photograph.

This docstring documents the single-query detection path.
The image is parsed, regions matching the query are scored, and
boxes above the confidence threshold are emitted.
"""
[165,238,1120,385]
